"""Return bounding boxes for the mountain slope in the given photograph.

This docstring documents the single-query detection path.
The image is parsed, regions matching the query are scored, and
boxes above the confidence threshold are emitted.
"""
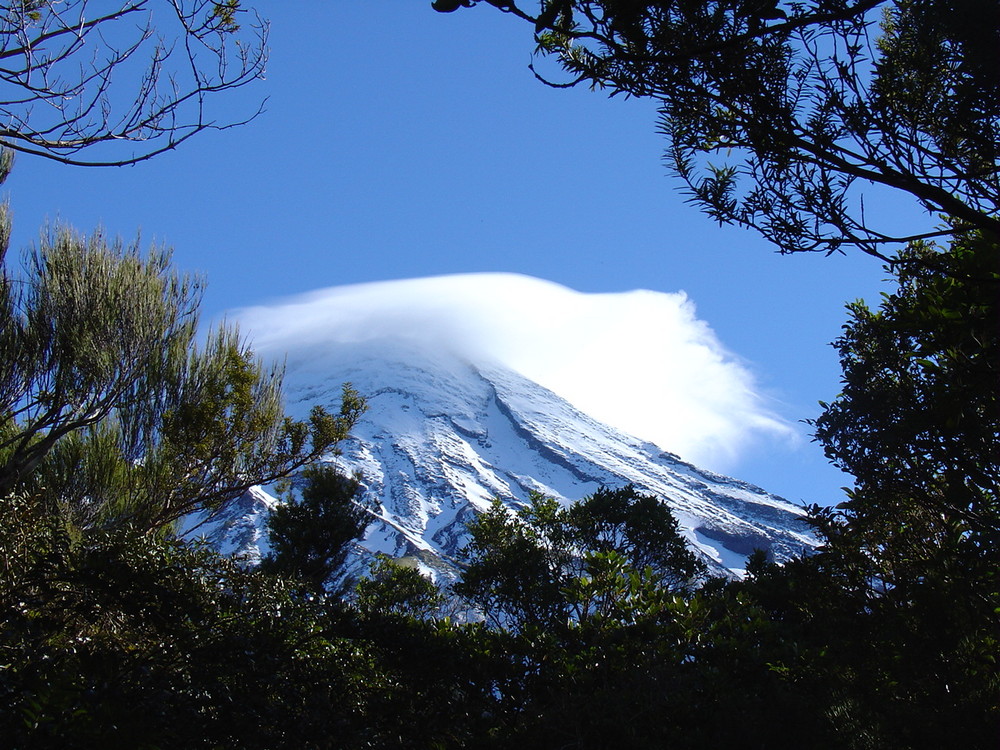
[192,338,814,578]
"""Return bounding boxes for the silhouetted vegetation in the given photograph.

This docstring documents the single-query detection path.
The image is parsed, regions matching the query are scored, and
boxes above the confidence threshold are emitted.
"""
[437,0,999,259]
[2,0,997,745]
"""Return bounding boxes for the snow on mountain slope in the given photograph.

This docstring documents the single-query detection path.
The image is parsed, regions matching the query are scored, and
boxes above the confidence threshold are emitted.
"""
[193,335,814,579]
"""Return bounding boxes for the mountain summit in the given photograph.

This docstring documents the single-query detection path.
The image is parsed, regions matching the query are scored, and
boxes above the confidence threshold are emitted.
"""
[190,275,814,577]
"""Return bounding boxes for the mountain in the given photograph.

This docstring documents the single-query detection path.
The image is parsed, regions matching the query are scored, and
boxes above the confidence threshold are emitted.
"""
[187,335,815,579]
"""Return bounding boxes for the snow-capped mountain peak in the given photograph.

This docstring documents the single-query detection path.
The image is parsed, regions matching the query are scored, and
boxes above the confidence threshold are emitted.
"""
[195,335,813,579]
[192,275,814,578]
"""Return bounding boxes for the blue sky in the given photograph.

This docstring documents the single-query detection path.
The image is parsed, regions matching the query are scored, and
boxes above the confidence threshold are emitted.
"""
[3,3,903,507]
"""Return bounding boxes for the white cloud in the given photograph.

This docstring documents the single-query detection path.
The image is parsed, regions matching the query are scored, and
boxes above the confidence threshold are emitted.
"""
[234,273,795,471]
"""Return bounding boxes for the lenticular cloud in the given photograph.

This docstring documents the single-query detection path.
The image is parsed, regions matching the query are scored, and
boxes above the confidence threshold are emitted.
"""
[235,273,794,471]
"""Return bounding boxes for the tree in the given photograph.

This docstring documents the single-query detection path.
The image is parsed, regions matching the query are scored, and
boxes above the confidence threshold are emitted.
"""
[0,0,267,166]
[456,487,705,631]
[813,233,999,567]
[687,231,1000,747]
[261,465,371,594]
[0,147,378,746]
[0,494,376,748]
[435,0,1000,258]
[457,494,576,630]
[566,484,706,590]
[0,155,364,533]
[354,555,446,621]
[344,556,503,748]
[426,5,1000,745]
[807,230,998,610]
[453,489,839,748]
[802,232,1000,745]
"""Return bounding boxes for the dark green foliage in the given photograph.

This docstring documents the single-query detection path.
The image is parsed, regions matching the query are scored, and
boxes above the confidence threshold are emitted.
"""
[260,464,370,593]
[5,0,999,729]
[457,487,706,631]
[453,489,733,748]
[813,233,1000,563]
[440,249,1000,746]
[0,150,376,747]
[355,555,445,620]
[0,493,369,748]
[457,494,575,630]
[693,232,1000,748]
[424,7,1000,744]
[801,232,1000,746]
[342,557,504,748]
[567,485,706,588]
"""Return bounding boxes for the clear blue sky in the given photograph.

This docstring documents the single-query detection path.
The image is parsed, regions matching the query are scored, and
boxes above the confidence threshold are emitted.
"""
[4,3,905,507]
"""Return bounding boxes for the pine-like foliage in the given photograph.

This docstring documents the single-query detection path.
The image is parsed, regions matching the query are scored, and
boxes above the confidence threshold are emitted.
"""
[0,154,363,535]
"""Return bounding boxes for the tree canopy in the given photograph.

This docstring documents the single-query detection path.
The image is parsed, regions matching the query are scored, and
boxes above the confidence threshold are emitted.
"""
[457,488,705,631]
[434,0,1000,258]
[427,3,1000,744]
[0,155,363,534]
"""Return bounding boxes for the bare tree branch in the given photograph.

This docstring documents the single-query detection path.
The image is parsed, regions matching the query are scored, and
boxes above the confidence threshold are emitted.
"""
[0,0,267,166]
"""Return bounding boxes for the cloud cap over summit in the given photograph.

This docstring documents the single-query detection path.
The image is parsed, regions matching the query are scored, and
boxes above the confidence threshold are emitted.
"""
[235,273,794,471]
